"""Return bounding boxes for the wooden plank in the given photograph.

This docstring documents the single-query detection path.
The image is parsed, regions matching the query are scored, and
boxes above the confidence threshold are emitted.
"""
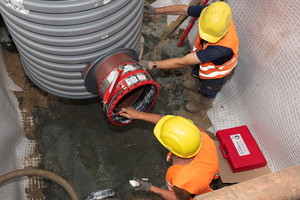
[160,0,204,40]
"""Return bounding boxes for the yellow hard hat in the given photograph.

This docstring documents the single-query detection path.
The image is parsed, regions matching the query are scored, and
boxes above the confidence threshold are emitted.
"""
[198,2,232,43]
[154,115,202,158]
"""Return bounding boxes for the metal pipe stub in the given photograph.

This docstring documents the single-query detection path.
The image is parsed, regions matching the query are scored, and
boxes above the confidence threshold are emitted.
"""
[84,48,159,125]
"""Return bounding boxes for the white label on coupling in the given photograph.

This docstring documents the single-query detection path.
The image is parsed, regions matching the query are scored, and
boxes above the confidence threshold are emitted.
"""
[137,74,147,81]
[123,64,135,73]
[125,76,138,86]
[6,2,29,14]
[107,70,118,83]
[230,134,250,156]
[103,0,111,5]
[109,71,120,93]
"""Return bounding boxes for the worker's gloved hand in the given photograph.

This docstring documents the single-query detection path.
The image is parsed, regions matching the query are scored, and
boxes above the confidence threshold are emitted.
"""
[144,2,156,15]
[138,60,150,71]
[131,177,152,191]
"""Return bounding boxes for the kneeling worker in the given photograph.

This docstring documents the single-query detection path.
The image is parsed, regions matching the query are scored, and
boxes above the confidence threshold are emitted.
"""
[120,107,219,200]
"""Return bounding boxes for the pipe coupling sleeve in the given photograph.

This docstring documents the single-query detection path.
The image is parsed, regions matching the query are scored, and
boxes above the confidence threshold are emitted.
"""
[84,48,159,125]
[101,63,159,125]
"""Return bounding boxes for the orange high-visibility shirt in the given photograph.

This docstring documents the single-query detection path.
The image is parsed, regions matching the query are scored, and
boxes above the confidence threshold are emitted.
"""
[192,18,239,79]
[165,131,219,199]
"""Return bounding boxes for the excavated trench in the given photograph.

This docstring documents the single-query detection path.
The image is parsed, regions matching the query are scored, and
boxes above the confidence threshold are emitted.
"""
[1,10,224,200]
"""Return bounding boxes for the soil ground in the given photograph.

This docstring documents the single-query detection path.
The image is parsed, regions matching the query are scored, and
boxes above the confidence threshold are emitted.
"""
[1,12,230,200]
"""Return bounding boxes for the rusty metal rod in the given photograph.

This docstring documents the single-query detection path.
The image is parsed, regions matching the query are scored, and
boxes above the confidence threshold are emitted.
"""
[195,164,300,200]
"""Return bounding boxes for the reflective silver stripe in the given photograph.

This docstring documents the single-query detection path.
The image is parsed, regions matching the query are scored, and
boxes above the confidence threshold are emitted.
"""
[199,64,216,71]
[199,62,236,78]
[200,55,237,71]
[193,46,198,52]
[166,179,173,191]
[218,56,237,70]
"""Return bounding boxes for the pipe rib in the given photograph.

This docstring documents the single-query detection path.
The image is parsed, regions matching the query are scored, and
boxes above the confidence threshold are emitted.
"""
[0,1,128,25]
[2,5,139,46]
[17,0,116,14]
[16,47,86,72]
[12,20,142,63]
[6,5,143,55]
[0,0,144,99]
[0,0,139,36]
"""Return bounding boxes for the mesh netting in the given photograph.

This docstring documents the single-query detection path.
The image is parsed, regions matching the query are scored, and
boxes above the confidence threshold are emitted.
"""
[153,0,300,172]
[0,47,36,199]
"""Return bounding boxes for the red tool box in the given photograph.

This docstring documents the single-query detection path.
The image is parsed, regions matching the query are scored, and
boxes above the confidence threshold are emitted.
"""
[216,125,267,173]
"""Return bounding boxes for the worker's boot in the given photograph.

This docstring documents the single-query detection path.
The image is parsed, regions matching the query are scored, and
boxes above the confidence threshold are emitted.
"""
[186,94,215,112]
[182,78,201,93]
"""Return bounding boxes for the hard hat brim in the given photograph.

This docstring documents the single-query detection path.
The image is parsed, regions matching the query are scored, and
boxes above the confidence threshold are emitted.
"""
[199,30,224,44]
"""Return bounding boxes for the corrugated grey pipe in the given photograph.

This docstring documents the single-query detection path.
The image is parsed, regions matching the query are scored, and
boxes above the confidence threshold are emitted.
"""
[0,0,144,99]
[194,164,300,200]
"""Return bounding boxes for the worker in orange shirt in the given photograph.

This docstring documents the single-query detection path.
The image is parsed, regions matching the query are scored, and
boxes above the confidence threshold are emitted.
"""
[120,107,219,200]
[141,1,239,112]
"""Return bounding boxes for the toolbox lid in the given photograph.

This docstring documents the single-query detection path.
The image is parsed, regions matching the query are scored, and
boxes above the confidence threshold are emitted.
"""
[216,125,267,173]
[214,141,271,183]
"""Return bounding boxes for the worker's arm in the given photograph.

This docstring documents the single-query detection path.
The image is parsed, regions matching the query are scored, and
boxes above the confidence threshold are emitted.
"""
[146,52,201,70]
[144,2,189,16]
[156,5,189,16]
[133,183,191,200]
[150,185,192,200]
[149,185,177,200]
[131,178,191,200]
[119,107,164,124]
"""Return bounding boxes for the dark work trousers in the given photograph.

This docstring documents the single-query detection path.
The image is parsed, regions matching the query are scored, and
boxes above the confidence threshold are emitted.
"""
[192,64,234,98]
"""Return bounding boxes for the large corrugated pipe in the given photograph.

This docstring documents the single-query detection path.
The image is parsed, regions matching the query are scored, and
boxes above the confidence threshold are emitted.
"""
[195,164,300,200]
[0,0,144,99]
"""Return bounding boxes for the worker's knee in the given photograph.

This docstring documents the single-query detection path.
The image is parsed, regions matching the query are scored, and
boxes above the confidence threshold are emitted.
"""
[199,79,227,98]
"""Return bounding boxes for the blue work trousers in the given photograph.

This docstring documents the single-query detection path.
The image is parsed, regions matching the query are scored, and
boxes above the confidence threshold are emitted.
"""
[192,64,234,98]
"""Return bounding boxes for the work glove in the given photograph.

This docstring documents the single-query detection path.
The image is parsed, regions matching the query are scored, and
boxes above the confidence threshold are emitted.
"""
[144,1,156,15]
[138,60,150,71]
[130,177,152,191]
